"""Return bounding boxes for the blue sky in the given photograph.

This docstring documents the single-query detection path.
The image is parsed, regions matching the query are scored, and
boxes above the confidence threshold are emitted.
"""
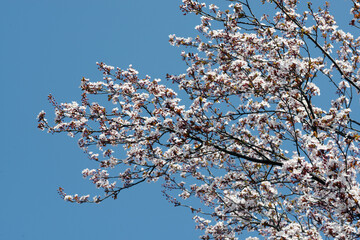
[0,0,355,240]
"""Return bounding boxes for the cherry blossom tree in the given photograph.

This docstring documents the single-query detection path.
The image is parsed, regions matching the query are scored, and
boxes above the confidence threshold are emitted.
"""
[38,0,360,239]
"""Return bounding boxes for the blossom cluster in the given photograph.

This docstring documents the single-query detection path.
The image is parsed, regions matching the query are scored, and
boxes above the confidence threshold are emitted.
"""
[38,0,360,239]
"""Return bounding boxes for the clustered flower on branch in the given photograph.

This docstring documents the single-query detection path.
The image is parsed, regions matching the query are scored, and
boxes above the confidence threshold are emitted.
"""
[38,0,360,239]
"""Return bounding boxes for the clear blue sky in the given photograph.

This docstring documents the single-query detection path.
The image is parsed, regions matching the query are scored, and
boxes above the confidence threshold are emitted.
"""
[0,1,354,240]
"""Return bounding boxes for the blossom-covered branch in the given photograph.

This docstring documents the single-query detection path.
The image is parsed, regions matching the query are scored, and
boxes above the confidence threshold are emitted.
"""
[38,0,360,239]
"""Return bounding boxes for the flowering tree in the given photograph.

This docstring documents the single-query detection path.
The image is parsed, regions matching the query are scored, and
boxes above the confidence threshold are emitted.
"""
[37,0,360,239]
